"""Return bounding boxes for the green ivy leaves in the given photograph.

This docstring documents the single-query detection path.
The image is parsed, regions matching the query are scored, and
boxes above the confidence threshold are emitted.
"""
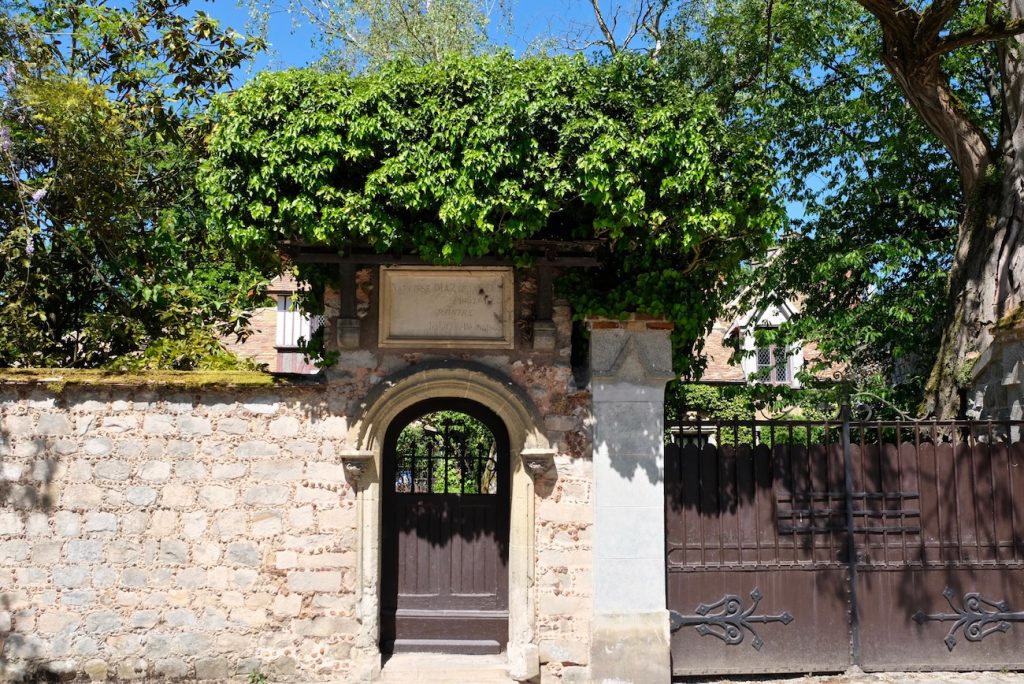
[202,54,780,372]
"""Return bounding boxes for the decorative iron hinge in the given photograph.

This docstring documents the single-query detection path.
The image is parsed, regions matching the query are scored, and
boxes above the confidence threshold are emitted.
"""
[669,587,794,651]
[912,587,1024,651]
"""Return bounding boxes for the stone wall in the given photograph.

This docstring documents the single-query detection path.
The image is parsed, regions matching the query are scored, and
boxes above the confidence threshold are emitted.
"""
[0,292,594,682]
[969,326,1023,428]
[0,383,369,682]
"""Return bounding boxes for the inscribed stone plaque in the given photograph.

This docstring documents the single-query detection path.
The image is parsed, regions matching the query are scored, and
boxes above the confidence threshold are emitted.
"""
[379,267,514,348]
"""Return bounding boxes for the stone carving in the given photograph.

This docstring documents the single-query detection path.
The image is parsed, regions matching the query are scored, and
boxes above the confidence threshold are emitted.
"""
[379,267,514,348]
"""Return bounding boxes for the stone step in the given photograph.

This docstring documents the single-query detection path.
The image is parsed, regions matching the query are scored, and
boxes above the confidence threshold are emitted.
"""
[378,653,514,683]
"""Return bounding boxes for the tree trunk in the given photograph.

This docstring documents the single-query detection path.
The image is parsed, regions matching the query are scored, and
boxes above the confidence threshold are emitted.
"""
[866,0,1024,418]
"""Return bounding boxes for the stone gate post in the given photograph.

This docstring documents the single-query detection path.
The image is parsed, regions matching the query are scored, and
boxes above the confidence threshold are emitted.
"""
[587,316,675,683]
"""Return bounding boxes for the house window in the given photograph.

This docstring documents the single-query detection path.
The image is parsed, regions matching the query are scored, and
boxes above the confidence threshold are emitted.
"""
[275,295,324,349]
[274,295,324,374]
[755,345,791,384]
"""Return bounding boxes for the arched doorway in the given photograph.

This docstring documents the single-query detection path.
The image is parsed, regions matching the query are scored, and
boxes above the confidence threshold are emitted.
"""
[380,398,511,655]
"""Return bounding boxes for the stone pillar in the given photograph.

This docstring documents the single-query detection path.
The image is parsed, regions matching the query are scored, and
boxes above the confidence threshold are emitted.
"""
[587,316,675,683]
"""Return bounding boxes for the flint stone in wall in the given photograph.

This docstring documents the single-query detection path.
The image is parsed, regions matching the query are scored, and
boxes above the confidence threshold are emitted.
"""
[212,510,246,538]
[52,565,89,589]
[166,441,195,458]
[194,657,231,681]
[212,463,247,480]
[236,441,279,459]
[26,511,50,536]
[55,512,80,536]
[142,415,175,435]
[84,438,113,457]
[38,610,81,634]
[217,418,249,435]
[94,460,128,480]
[160,484,195,508]
[177,416,211,436]
[84,611,121,635]
[101,416,137,433]
[243,484,288,505]
[121,568,148,589]
[182,511,207,539]
[176,460,206,480]
[177,567,207,589]
[0,512,23,535]
[197,483,235,509]
[0,540,30,563]
[1,462,25,480]
[251,511,282,537]
[251,460,302,481]
[270,416,300,436]
[83,512,117,533]
[130,610,159,629]
[159,540,188,565]
[227,542,260,567]
[139,461,171,481]
[38,413,72,435]
[126,486,158,507]
[66,540,103,564]
[154,657,189,679]
[3,414,33,434]
[62,484,102,509]
[150,510,178,537]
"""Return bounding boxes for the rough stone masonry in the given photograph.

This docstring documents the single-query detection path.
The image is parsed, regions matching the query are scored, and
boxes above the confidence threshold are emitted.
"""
[0,271,608,682]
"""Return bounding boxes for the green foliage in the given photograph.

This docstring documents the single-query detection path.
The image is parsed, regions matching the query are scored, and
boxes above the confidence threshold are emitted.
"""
[656,0,975,398]
[201,54,781,373]
[0,0,267,368]
[395,411,496,494]
[106,330,267,372]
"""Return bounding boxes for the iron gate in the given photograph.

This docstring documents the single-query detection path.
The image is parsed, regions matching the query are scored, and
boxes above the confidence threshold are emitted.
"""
[665,413,1024,675]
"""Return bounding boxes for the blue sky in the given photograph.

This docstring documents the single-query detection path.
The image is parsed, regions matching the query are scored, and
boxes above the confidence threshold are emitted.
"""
[205,0,605,75]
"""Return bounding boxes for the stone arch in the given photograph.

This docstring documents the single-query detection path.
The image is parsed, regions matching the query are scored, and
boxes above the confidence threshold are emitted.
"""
[344,362,551,681]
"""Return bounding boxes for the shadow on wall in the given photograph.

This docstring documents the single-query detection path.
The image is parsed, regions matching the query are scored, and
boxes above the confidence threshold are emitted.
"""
[1,411,62,681]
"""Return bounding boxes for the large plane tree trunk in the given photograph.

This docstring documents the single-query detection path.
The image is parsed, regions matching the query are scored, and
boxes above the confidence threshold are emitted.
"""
[857,0,1024,418]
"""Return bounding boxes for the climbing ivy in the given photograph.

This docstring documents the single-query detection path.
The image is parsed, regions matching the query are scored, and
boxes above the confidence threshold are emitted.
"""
[201,54,780,372]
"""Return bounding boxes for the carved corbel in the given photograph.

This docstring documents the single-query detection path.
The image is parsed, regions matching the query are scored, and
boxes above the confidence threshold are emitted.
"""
[521,448,557,481]
[338,449,374,481]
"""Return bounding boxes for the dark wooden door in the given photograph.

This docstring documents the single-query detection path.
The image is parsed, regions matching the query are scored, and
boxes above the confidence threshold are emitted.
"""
[381,399,510,655]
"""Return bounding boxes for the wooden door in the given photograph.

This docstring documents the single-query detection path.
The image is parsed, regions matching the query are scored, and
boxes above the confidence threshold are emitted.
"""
[381,399,510,654]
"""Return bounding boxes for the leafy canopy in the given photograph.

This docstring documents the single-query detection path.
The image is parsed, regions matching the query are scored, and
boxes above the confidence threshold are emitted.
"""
[201,54,781,371]
[654,0,969,406]
[0,0,266,369]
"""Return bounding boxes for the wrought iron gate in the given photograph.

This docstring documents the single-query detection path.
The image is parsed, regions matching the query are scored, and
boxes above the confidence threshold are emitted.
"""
[665,412,1024,675]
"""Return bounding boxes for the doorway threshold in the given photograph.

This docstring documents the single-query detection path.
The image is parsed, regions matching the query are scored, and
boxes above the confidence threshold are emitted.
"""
[379,652,513,682]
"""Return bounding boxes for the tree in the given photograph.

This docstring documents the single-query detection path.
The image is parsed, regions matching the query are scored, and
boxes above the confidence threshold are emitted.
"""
[200,55,780,375]
[654,0,1018,416]
[0,1,266,368]
[846,1,1024,416]
[246,0,496,71]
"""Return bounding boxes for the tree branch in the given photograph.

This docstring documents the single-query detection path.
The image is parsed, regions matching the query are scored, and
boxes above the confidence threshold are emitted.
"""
[588,0,619,53]
[932,17,1024,56]
[918,0,963,43]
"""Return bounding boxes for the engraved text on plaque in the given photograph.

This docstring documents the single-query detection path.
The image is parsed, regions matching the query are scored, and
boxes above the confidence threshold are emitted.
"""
[378,267,514,348]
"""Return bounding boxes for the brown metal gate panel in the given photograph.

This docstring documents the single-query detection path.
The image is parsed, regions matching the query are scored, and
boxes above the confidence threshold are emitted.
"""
[667,418,1024,676]
[856,437,1024,671]
[666,440,851,675]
